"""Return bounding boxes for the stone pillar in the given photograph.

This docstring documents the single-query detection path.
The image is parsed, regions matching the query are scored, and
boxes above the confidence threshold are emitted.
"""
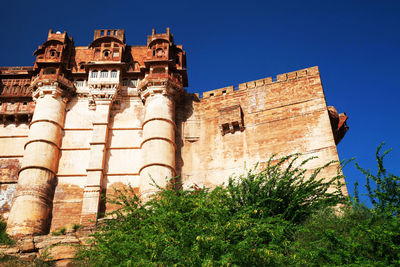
[7,85,68,236]
[80,101,112,225]
[139,87,177,198]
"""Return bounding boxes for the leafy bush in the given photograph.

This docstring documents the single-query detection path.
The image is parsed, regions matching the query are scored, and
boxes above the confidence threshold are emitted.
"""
[225,154,346,224]
[288,144,400,266]
[291,206,400,266]
[355,143,400,216]
[0,219,14,245]
[76,155,345,266]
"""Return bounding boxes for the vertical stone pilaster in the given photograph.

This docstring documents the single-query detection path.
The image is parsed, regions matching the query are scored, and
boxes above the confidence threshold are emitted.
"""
[80,79,117,225]
[7,85,69,236]
[80,102,112,225]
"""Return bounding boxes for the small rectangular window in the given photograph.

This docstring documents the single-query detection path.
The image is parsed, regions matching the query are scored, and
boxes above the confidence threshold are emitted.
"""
[113,52,120,57]
[100,71,108,78]
[110,71,118,78]
[76,80,84,87]
[129,79,138,88]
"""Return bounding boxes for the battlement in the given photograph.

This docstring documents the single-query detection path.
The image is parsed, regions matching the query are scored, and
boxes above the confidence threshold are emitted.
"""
[199,66,320,99]
[93,29,125,43]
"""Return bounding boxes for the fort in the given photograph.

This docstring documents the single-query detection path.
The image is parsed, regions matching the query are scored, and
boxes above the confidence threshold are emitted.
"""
[0,28,348,238]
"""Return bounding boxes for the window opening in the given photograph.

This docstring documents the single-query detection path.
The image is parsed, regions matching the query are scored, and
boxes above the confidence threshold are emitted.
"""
[129,79,137,88]
[103,50,110,57]
[110,70,117,78]
[100,70,108,78]
[91,70,98,78]
[76,80,84,87]
[122,79,128,86]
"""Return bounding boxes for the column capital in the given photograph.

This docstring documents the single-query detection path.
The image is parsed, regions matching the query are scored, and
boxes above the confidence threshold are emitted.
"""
[31,77,75,102]
[137,75,183,103]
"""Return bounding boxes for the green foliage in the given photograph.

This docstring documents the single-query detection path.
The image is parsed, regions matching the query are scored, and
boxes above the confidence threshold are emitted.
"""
[0,219,14,245]
[355,143,400,216]
[72,224,82,232]
[0,254,54,267]
[225,154,346,224]
[287,144,400,266]
[76,155,345,266]
[291,206,400,266]
[75,147,400,266]
[51,227,66,236]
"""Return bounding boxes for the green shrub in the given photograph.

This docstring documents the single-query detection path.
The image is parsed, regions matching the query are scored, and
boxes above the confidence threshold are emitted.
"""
[76,155,345,266]
[355,143,400,216]
[0,219,14,245]
[290,206,400,266]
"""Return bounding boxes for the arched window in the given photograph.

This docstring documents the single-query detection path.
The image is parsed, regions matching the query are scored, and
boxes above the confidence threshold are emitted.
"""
[100,70,108,78]
[49,49,57,57]
[79,62,85,70]
[122,79,128,86]
[91,70,98,78]
[103,50,111,58]
[110,70,117,78]
[75,80,84,87]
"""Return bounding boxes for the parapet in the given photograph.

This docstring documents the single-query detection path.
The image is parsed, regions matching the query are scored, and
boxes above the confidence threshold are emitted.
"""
[199,66,320,99]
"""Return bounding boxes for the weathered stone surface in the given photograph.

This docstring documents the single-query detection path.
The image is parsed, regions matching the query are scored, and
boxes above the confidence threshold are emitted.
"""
[17,237,35,252]
[40,244,77,261]
[34,235,79,249]
[55,259,76,267]
[0,28,348,237]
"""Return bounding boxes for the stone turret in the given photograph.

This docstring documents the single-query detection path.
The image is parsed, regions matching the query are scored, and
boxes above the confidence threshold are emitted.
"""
[7,30,75,236]
[138,28,187,198]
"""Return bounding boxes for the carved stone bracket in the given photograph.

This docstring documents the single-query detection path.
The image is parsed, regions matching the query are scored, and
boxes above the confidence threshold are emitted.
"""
[137,76,183,103]
[87,83,118,110]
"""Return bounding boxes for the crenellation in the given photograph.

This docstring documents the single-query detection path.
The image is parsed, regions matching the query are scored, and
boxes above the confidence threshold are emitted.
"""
[199,67,320,100]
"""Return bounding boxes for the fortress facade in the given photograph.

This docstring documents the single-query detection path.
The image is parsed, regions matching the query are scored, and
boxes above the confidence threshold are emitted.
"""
[0,29,348,236]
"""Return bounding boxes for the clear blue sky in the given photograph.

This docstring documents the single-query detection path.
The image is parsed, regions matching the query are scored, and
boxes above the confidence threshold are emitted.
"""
[1,0,399,203]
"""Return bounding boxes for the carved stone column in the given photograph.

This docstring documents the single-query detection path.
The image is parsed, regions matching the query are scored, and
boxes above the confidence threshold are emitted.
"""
[7,82,71,236]
[138,80,181,198]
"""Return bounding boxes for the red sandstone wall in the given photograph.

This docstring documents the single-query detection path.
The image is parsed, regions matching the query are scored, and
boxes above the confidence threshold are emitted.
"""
[176,66,347,193]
